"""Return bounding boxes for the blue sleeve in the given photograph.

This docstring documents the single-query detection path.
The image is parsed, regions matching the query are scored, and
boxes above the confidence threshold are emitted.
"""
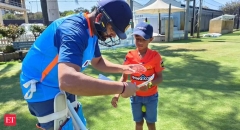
[94,40,101,58]
[54,20,88,67]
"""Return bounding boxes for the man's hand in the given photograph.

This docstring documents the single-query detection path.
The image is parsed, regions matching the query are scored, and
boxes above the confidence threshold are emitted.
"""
[122,64,146,74]
[121,82,138,98]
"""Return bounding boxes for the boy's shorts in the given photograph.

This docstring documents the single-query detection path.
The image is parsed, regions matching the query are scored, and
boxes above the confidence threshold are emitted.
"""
[27,93,76,129]
[130,93,158,123]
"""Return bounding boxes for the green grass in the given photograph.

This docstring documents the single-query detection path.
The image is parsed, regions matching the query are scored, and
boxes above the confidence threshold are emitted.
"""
[0,31,240,130]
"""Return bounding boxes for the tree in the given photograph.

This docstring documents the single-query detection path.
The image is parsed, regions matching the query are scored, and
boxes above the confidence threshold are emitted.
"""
[91,6,97,12]
[34,12,43,20]
[30,25,46,40]
[60,10,75,17]
[220,0,240,15]
[27,13,35,20]
[3,13,17,20]
[26,12,43,20]
[74,7,89,13]
[0,24,25,42]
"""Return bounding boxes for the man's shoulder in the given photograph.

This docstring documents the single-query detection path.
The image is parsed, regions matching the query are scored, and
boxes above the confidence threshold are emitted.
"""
[57,13,87,31]
[55,14,89,40]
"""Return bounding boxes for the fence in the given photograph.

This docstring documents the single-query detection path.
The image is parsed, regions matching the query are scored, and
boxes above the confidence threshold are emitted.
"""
[0,30,134,51]
[0,34,35,50]
[0,37,11,50]
[3,20,44,26]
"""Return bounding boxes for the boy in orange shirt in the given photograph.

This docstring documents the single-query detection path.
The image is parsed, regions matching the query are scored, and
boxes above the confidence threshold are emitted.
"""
[111,22,164,130]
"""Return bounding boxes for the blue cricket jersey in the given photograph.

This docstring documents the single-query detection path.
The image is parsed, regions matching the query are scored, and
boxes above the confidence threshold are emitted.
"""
[20,13,101,102]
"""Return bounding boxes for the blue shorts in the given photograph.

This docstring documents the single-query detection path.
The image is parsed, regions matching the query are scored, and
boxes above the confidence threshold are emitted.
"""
[130,93,159,123]
[27,92,76,129]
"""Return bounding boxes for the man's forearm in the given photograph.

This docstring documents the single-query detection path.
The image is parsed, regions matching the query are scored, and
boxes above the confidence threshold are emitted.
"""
[114,74,128,98]
[59,72,124,96]
[92,57,123,73]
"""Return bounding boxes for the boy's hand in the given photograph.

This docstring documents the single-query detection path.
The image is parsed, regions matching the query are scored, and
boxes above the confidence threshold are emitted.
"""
[111,96,119,108]
[122,64,146,74]
[139,85,148,91]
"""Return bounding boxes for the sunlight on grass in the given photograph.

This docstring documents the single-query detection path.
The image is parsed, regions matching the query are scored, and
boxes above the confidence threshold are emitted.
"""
[0,100,28,115]
[0,61,21,78]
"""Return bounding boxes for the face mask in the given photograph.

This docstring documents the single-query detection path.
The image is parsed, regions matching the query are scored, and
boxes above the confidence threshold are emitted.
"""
[94,8,121,47]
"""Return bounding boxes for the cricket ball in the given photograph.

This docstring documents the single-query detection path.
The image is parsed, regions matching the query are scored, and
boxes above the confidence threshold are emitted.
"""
[142,105,146,112]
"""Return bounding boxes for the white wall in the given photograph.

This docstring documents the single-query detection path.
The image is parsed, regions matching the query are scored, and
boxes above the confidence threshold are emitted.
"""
[133,0,183,34]
[47,0,60,22]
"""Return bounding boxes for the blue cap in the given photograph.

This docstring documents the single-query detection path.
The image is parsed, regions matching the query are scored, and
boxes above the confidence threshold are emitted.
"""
[133,22,153,40]
[97,0,132,39]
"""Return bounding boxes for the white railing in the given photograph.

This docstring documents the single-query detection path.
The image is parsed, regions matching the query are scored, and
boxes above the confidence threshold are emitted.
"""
[0,37,12,49]
[16,34,35,42]
[0,35,35,50]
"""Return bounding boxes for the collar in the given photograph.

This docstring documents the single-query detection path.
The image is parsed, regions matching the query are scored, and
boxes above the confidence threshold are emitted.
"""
[84,13,93,37]
[136,48,150,63]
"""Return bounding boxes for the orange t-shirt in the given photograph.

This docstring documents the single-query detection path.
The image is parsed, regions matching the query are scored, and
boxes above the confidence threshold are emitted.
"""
[124,49,164,96]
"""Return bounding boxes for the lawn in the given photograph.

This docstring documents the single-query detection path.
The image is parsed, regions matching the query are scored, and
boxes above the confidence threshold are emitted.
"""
[0,31,240,130]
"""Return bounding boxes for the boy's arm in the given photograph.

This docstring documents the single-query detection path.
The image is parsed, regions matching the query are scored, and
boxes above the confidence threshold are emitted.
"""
[151,71,163,86]
[151,53,164,86]
[91,56,124,73]
[91,56,146,74]
[111,74,128,108]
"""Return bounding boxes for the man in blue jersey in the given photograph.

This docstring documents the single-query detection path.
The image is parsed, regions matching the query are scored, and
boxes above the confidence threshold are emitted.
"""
[20,0,146,129]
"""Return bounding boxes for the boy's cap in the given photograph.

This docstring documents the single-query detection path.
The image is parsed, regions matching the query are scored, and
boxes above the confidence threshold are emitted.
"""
[133,22,153,40]
[98,0,132,39]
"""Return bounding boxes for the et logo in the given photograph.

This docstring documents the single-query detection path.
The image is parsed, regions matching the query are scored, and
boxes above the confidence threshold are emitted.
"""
[4,114,16,126]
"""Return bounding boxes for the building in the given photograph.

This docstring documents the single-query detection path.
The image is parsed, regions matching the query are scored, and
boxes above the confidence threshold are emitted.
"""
[128,0,223,34]
[0,0,28,25]
[180,1,223,32]
[128,0,183,35]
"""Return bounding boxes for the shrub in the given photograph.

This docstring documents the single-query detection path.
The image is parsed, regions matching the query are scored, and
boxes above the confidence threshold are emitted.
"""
[0,24,25,42]
[3,45,15,53]
[30,25,46,40]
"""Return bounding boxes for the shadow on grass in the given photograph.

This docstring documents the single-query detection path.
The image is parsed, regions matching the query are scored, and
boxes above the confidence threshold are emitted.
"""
[221,31,240,36]
[171,38,203,43]
[150,44,240,91]
[150,45,240,130]
[0,62,6,65]
[171,31,240,44]
[0,70,22,103]
[208,40,226,42]
[0,63,14,74]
